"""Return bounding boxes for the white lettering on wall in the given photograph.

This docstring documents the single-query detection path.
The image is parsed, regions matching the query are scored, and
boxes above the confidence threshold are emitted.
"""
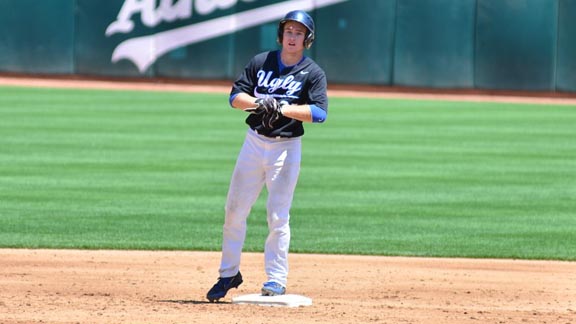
[106,0,252,36]
[106,0,348,73]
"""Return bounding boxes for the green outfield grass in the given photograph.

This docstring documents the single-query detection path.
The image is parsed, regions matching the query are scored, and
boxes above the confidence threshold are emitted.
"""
[1,86,575,260]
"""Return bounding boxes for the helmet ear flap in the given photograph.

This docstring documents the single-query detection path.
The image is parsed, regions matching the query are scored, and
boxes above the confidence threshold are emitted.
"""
[304,32,315,49]
[277,22,285,45]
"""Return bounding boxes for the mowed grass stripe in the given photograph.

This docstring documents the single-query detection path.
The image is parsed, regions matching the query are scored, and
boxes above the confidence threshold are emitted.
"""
[1,86,575,260]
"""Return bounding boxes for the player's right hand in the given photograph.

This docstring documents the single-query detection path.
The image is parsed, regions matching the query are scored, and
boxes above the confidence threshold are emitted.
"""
[244,98,268,115]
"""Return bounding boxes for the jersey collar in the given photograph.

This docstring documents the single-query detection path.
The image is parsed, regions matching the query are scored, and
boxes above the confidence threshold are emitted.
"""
[277,50,306,73]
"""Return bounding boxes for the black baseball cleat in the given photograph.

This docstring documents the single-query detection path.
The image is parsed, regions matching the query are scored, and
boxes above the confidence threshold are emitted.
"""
[206,271,243,302]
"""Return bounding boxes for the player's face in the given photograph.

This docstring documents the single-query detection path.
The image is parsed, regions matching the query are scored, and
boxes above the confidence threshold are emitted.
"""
[282,21,307,53]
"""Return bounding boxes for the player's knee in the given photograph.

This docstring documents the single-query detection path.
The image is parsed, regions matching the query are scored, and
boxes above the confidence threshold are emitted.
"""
[267,212,290,231]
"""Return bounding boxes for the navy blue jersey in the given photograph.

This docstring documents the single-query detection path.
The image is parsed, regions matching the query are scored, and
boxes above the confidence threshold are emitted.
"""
[230,50,328,138]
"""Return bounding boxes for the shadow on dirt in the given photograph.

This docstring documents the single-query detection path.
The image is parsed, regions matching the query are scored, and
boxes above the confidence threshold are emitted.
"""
[158,299,231,305]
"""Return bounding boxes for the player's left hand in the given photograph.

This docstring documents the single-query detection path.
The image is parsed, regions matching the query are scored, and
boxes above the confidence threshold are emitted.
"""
[260,98,283,129]
[245,97,283,129]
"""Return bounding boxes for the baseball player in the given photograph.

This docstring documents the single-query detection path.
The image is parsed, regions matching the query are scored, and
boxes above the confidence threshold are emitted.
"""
[206,10,328,302]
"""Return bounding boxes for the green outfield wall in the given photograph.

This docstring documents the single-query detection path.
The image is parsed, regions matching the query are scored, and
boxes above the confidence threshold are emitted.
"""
[0,0,75,74]
[1,0,575,93]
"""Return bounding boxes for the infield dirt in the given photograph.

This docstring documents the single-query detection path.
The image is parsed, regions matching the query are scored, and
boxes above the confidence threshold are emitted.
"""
[1,249,575,324]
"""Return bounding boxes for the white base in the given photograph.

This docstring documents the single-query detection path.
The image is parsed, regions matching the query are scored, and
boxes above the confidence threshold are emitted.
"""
[232,293,312,307]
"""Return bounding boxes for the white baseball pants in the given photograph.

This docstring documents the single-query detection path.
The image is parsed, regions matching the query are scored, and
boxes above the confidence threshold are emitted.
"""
[219,129,301,287]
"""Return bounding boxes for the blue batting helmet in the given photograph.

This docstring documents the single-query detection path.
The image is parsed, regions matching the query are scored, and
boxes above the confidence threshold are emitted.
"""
[277,10,315,49]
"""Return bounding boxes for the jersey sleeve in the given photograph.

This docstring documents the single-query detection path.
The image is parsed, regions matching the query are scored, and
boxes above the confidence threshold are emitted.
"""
[307,67,328,113]
[230,56,259,99]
